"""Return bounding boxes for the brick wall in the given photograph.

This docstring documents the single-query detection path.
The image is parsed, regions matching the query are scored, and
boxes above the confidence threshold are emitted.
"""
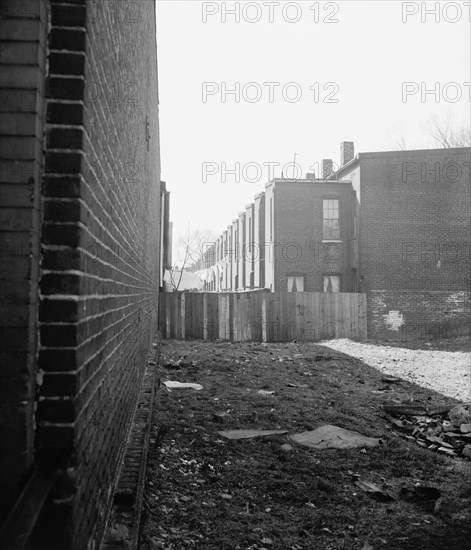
[359,148,471,339]
[272,180,354,293]
[30,1,162,548]
[0,0,47,523]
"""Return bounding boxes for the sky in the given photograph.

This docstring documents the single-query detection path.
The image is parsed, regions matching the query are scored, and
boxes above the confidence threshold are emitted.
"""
[155,0,471,258]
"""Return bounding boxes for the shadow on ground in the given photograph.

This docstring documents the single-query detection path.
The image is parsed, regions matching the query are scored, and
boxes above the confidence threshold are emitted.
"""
[139,339,471,550]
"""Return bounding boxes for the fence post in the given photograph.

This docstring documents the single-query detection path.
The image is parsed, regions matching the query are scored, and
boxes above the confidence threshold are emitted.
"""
[180,292,186,340]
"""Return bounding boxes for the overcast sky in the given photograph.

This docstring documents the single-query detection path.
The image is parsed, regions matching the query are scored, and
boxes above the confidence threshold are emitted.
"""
[155,0,470,254]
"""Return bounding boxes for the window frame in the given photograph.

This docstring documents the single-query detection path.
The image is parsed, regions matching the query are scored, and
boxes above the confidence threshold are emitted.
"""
[322,198,341,241]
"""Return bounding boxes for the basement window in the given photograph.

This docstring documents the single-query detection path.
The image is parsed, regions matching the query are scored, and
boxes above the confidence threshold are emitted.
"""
[324,275,340,293]
[287,275,305,292]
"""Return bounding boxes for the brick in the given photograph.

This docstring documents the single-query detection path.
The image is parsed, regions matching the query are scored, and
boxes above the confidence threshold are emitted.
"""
[43,176,81,198]
[47,128,83,149]
[41,223,81,246]
[49,28,86,52]
[0,327,35,352]
[0,1,47,20]
[46,77,84,100]
[0,19,44,42]
[40,324,78,347]
[36,399,76,424]
[39,299,79,323]
[46,102,84,125]
[40,274,81,295]
[0,207,34,231]
[51,4,86,27]
[0,280,31,304]
[45,152,82,174]
[39,349,78,372]
[0,136,38,159]
[40,373,78,397]
[0,42,42,65]
[0,112,42,136]
[41,248,81,271]
[0,88,42,114]
[0,65,43,87]
[49,52,85,76]
[0,373,34,401]
[35,425,74,449]
[0,160,41,184]
[0,183,35,207]
[0,304,30,326]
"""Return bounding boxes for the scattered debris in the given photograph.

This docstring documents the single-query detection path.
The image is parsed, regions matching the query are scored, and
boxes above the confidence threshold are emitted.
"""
[218,429,288,440]
[381,376,402,384]
[212,412,230,423]
[382,404,451,417]
[449,404,471,426]
[385,403,471,460]
[354,479,398,502]
[163,381,203,391]
[290,425,383,450]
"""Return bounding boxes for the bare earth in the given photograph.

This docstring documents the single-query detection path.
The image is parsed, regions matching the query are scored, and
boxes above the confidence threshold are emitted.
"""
[319,339,471,402]
[139,339,471,550]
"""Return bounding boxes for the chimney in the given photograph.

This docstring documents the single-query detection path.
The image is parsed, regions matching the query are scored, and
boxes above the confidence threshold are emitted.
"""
[322,159,334,179]
[340,141,354,166]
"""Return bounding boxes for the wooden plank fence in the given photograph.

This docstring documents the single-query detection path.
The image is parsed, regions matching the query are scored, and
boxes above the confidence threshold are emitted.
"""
[159,291,367,342]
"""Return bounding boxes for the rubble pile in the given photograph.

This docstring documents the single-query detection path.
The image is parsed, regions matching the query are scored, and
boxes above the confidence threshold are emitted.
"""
[384,403,471,459]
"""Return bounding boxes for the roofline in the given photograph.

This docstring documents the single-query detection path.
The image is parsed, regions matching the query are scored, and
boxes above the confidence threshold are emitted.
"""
[332,146,471,177]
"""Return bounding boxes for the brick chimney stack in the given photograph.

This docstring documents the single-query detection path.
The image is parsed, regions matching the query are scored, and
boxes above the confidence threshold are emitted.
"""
[322,159,334,179]
[340,141,355,166]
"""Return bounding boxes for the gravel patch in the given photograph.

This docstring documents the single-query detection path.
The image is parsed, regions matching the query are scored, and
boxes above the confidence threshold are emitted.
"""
[319,339,471,402]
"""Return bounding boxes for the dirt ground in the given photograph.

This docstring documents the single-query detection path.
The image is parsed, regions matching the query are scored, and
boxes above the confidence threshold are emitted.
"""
[139,339,471,550]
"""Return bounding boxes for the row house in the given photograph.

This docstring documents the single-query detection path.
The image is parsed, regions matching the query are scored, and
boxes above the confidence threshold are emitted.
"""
[197,142,359,294]
[196,142,471,340]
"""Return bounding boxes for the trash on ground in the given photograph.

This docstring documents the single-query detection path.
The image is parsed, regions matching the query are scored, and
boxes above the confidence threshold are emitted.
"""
[354,479,398,502]
[381,376,402,384]
[164,381,203,390]
[290,425,383,449]
[218,429,288,440]
[257,390,275,396]
[449,404,471,426]
[385,403,471,460]
[212,412,230,423]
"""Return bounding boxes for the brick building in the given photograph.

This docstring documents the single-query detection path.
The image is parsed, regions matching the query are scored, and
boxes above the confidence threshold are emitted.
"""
[334,146,471,339]
[0,1,168,548]
[197,143,470,341]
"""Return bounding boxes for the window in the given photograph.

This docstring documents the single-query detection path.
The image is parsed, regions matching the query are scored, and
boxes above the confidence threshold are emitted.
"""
[324,275,340,293]
[288,275,304,292]
[323,199,340,240]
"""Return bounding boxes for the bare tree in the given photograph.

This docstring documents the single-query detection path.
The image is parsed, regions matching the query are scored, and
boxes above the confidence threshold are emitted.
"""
[428,114,470,148]
[167,225,216,291]
[390,123,408,151]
